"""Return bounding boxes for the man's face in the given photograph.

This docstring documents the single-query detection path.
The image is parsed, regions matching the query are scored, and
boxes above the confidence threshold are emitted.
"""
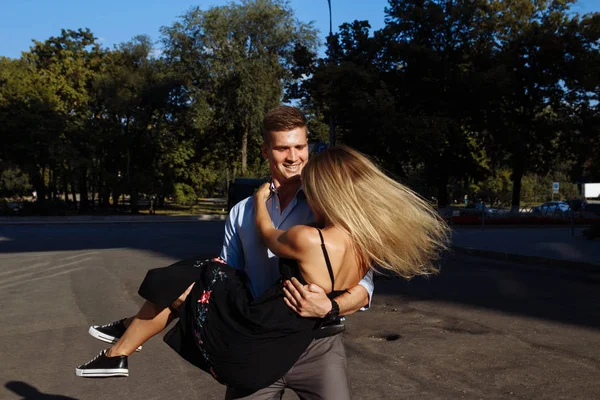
[262,127,309,187]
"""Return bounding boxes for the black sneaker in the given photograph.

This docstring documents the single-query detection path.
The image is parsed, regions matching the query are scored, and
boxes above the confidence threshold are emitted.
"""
[88,319,142,352]
[75,349,129,378]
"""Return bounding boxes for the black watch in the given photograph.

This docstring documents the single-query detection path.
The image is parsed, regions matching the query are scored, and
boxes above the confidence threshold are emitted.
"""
[324,298,340,322]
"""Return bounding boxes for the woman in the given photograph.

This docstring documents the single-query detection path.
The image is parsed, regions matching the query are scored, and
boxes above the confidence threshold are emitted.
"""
[75,146,449,393]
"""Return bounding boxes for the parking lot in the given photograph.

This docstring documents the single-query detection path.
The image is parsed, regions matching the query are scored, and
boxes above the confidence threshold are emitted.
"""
[1,222,599,399]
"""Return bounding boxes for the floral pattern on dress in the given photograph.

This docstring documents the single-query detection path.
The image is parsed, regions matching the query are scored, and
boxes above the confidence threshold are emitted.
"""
[193,256,226,268]
[192,258,228,380]
[198,290,212,304]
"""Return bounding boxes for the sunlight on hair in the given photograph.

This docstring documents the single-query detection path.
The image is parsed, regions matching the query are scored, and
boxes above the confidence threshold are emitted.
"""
[302,146,450,278]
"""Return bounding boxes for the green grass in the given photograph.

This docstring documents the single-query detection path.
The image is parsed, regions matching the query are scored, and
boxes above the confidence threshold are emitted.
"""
[139,199,228,216]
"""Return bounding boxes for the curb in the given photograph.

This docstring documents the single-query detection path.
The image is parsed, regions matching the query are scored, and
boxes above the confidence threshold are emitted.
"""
[452,246,600,274]
[451,225,593,229]
[0,215,227,225]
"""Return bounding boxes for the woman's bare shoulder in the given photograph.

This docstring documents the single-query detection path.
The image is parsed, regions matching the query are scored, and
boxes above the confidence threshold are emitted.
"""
[285,225,321,250]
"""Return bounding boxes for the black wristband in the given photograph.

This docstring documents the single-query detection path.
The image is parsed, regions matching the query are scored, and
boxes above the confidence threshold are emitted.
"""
[324,298,340,322]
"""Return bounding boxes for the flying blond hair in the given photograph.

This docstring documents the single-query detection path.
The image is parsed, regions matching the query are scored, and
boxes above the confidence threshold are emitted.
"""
[301,146,450,278]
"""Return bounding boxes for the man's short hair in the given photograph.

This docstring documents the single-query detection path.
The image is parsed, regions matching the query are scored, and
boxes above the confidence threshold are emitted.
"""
[263,106,307,144]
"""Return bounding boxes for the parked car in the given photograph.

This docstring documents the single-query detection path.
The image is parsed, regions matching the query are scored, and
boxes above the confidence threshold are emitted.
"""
[459,203,498,216]
[531,201,571,216]
[566,198,588,212]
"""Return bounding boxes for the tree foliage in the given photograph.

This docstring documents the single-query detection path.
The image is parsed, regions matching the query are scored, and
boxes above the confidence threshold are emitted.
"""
[1,0,599,214]
[300,0,600,209]
[0,1,317,213]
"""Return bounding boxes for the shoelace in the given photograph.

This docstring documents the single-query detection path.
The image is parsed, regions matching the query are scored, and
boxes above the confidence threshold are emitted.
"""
[100,319,123,329]
[80,350,107,367]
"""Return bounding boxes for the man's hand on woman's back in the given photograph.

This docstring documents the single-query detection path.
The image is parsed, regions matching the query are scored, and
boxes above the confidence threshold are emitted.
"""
[284,277,370,318]
[283,278,332,318]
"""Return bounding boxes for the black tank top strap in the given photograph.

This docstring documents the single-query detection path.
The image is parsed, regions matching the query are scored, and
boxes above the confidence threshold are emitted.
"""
[316,228,335,292]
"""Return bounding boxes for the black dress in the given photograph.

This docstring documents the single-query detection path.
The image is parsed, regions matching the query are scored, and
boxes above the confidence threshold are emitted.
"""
[137,228,345,394]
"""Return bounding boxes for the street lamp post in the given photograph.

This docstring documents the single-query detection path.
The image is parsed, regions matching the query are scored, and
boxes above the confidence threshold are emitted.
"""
[327,0,335,147]
[327,0,333,35]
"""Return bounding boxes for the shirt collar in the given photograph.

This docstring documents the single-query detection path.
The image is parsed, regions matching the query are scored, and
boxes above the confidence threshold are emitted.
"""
[268,181,305,200]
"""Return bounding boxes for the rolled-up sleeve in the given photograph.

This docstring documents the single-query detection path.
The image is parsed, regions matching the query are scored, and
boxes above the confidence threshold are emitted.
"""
[358,269,374,310]
[220,204,245,270]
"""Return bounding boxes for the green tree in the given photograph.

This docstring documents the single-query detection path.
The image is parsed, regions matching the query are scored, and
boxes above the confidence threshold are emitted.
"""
[0,165,32,197]
[0,54,68,203]
[477,0,586,213]
[304,20,404,167]
[560,12,600,185]
[18,29,104,209]
[93,36,187,213]
[161,0,318,176]
[306,0,496,207]
[470,169,513,206]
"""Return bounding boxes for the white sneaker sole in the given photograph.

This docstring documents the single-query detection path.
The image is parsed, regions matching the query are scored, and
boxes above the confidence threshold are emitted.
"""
[88,326,142,352]
[75,367,129,377]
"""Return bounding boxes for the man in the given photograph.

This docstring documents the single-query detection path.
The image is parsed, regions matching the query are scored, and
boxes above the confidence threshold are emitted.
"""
[83,106,373,394]
[222,105,374,399]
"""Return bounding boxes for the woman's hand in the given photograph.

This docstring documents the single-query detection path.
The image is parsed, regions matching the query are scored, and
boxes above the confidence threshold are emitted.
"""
[254,182,271,231]
[254,182,271,202]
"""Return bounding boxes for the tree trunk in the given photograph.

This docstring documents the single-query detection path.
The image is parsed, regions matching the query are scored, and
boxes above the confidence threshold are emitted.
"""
[130,189,139,214]
[112,189,121,210]
[72,179,78,209]
[78,167,89,212]
[510,163,524,215]
[436,167,450,209]
[431,157,452,217]
[160,189,167,208]
[90,173,95,209]
[126,148,139,214]
[100,161,111,209]
[49,169,56,201]
[241,126,248,176]
[62,174,70,203]
[101,180,111,209]
[29,166,46,201]
[533,174,537,203]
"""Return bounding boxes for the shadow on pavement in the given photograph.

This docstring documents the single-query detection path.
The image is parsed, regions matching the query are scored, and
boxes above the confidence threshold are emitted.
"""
[5,381,79,400]
[1,223,599,332]
[0,221,226,260]
[375,255,600,330]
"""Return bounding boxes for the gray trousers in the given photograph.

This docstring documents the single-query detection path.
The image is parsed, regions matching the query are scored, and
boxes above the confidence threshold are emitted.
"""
[224,334,351,400]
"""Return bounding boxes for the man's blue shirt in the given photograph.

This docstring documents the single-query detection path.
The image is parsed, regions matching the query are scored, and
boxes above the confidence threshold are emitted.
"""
[220,189,374,304]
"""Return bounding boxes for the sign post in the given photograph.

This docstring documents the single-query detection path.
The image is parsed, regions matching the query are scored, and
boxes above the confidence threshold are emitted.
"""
[552,182,559,200]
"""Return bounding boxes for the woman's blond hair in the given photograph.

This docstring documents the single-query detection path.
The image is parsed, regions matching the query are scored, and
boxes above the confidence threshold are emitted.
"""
[301,146,450,278]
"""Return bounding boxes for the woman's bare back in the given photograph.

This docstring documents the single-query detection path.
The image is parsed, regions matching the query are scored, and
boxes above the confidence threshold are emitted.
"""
[292,226,365,293]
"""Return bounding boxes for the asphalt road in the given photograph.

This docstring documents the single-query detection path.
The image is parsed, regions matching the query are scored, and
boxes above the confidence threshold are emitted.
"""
[1,222,599,400]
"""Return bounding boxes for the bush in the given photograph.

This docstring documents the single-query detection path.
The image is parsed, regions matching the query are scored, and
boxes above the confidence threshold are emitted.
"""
[174,183,197,206]
[0,167,31,197]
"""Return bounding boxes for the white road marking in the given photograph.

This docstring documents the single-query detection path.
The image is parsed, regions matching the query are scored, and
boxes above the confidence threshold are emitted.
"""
[0,266,87,291]
[0,261,50,277]
[0,257,93,284]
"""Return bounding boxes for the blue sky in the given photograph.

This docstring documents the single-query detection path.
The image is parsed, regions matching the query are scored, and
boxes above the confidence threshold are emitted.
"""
[1,0,598,59]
